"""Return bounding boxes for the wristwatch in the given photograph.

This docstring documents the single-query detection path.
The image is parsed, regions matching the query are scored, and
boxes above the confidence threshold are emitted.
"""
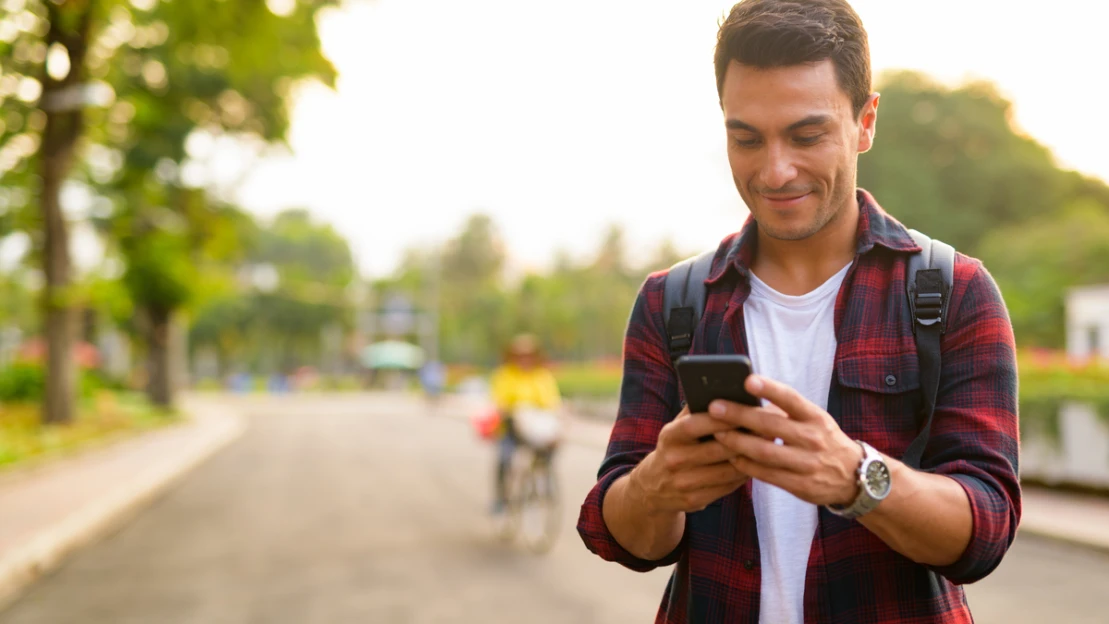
[826,440,891,519]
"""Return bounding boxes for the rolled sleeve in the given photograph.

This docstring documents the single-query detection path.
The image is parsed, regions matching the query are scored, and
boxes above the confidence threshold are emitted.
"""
[929,472,1015,583]
[923,261,1021,584]
[576,273,685,572]
[577,463,684,572]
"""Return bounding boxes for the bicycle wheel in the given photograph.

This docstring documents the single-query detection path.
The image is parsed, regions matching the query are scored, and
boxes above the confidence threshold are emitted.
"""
[495,450,528,542]
[512,456,560,554]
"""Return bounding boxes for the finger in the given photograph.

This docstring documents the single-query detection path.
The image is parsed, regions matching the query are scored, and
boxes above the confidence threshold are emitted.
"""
[707,400,798,443]
[664,412,745,445]
[672,461,748,491]
[714,429,816,473]
[664,438,743,469]
[682,480,749,512]
[728,456,814,502]
[745,375,823,422]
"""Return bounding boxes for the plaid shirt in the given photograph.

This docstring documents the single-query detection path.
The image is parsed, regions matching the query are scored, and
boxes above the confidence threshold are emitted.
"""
[577,190,1020,624]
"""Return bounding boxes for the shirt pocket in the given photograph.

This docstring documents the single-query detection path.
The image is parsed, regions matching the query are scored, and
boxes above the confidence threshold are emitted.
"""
[835,351,923,457]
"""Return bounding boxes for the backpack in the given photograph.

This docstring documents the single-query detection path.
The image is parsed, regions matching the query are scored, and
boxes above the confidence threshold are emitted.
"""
[662,229,954,469]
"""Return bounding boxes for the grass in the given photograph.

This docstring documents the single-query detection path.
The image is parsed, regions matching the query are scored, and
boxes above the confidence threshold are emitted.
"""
[0,392,178,471]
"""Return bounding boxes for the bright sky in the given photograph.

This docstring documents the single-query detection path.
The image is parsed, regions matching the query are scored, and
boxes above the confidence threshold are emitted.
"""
[235,0,1109,279]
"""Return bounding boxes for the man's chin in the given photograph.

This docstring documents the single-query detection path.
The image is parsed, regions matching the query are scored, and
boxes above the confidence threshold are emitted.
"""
[753,211,828,242]
[759,224,819,242]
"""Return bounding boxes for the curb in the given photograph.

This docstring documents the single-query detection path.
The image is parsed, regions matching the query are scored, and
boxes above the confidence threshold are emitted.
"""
[0,404,247,613]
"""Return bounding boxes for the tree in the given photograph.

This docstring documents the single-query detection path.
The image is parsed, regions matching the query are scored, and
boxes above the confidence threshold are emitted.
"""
[188,209,354,377]
[441,213,505,286]
[0,1,97,423]
[978,200,1109,348]
[859,70,1109,255]
[95,0,335,406]
[1,0,337,417]
[592,223,631,279]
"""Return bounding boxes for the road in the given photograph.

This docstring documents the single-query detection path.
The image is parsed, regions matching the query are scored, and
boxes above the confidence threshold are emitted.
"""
[1,394,1106,623]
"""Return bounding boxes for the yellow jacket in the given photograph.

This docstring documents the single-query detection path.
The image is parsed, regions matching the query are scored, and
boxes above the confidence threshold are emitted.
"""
[490,364,561,415]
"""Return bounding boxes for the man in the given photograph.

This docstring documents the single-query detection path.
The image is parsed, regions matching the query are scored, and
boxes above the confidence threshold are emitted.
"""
[576,1,1020,623]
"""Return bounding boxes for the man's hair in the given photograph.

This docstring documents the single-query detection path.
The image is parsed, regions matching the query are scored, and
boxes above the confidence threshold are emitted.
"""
[714,0,871,117]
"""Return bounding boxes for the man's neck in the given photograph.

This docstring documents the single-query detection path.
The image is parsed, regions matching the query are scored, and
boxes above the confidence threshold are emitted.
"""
[751,196,860,296]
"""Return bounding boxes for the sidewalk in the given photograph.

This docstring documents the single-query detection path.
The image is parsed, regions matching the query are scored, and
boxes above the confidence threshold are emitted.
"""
[0,397,245,611]
[1018,486,1109,553]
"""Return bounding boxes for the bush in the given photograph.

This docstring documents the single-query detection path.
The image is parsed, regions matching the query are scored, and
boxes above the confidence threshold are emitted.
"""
[0,363,45,402]
[0,363,121,403]
[552,361,623,398]
[1018,350,1109,439]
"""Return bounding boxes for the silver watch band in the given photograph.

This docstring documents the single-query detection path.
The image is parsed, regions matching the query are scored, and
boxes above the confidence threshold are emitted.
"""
[825,441,888,520]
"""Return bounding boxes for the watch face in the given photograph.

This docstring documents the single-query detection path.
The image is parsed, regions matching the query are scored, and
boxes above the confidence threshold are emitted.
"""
[865,461,892,497]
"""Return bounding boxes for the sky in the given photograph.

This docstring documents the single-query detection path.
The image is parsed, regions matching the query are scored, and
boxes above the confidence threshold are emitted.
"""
[233,0,1109,279]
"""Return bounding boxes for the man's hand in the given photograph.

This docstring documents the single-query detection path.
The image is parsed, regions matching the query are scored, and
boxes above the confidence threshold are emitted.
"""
[627,406,751,515]
[708,375,863,507]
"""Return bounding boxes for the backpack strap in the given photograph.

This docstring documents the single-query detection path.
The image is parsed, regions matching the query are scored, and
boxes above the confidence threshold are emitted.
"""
[663,249,716,367]
[903,229,955,469]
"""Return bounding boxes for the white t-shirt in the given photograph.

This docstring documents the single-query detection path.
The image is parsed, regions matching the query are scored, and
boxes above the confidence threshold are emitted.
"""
[743,262,851,624]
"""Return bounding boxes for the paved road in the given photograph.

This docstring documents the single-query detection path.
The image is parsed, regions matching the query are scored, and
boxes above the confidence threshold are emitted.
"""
[1,395,1106,623]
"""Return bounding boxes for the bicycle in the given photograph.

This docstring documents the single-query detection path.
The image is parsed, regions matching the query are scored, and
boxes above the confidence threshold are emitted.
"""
[488,407,563,554]
[496,442,560,554]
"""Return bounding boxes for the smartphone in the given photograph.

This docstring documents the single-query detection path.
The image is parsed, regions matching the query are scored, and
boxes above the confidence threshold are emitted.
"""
[676,354,760,441]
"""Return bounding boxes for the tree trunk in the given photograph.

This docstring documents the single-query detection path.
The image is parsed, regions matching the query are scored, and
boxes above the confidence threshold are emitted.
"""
[38,4,94,425]
[145,306,174,408]
[41,164,76,424]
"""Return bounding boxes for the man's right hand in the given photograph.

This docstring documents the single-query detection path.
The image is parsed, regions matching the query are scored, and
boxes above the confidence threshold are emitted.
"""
[628,406,751,514]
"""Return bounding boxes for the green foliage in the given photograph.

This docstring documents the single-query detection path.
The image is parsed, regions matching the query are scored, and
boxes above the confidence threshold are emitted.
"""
[188,208,355,375]
[1018,351,1109,441]
[0,270,38,332]
[978,201,1109,347]
[859,71,1107,255]
[377,215,680,367]
[552,362,623,398]
[0,363,45,403]
[121,228,195,311]
[0,362,112,402]
[441,214,505,286]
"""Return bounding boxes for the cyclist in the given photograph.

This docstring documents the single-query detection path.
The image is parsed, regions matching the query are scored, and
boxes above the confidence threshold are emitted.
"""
[489,333,562,515]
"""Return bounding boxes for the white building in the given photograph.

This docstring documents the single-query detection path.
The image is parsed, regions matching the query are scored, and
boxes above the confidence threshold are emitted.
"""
[1023,284,1109,489]
[1065,284,1109,361]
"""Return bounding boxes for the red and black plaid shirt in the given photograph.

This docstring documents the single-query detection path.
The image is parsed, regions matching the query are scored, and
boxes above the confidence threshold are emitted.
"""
[577,190,1020,623]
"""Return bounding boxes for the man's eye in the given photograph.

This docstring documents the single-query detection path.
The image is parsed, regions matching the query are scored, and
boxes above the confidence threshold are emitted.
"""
[733,137,760,148]
[795,134,823,146]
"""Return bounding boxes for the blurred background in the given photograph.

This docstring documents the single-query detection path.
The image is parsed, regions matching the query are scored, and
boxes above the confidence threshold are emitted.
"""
[1,0,1109,622]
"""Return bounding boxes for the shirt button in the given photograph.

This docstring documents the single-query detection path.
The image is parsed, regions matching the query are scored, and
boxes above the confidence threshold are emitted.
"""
[884,374,897,387]
[743,559,755,571]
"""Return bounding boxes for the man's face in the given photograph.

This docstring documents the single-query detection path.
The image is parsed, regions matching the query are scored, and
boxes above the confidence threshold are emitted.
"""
[720,59,877,241]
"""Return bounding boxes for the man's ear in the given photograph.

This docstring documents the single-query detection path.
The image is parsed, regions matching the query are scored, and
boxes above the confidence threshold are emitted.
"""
[857,92,880,153]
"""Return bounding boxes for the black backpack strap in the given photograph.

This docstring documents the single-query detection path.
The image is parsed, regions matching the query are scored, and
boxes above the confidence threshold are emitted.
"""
[663,249,716,366]
[903,229,955,469]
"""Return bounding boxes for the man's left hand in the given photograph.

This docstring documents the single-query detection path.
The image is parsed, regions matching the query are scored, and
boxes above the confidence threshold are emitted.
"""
[709,374,863,508]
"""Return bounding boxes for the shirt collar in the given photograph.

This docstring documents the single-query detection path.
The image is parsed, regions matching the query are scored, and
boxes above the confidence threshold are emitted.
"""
[706,188,920,284]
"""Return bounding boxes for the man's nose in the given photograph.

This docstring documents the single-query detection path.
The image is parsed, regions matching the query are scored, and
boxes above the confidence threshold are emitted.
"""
[759,143,799,191]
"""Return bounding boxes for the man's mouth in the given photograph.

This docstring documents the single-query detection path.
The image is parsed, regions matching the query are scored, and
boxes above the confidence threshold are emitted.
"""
[760,192,811,206]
